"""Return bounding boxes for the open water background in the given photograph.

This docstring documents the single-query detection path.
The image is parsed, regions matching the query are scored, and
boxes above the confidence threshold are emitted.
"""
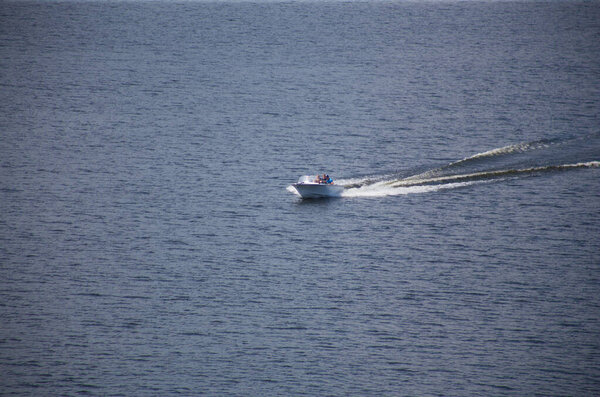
[1,0,600,395]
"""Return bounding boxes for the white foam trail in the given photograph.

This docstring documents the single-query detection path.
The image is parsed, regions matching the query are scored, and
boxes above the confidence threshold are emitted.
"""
[341,180,482,198]
[340,161,598,198]
[335,176,370,186]
[336,174,393,187]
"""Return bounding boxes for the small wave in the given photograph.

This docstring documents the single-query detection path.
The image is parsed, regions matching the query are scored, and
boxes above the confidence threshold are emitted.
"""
[459,139,555,163]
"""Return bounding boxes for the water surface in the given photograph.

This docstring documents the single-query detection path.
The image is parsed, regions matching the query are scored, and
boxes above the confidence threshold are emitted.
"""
[1,1,599,395]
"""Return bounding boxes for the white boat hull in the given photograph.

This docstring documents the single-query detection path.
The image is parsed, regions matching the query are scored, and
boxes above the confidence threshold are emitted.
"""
[292,183,344,199]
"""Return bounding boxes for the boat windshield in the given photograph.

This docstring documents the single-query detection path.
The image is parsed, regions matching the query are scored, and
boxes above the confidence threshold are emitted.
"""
[297,175,315,184]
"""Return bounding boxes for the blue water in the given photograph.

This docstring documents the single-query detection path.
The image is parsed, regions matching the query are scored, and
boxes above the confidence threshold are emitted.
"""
[1,1,599,395]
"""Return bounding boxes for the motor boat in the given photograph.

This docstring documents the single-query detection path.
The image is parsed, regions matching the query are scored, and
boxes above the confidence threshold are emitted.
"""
[291,175,345,199]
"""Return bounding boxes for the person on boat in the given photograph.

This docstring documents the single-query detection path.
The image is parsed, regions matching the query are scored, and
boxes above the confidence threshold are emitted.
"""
[313,174,333,184]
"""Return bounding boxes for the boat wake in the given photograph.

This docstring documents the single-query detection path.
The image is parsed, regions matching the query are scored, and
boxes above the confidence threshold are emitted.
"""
[335,135,600,198]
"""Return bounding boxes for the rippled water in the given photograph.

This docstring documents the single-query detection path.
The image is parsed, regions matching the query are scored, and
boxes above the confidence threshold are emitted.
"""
[1,1,599,395]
